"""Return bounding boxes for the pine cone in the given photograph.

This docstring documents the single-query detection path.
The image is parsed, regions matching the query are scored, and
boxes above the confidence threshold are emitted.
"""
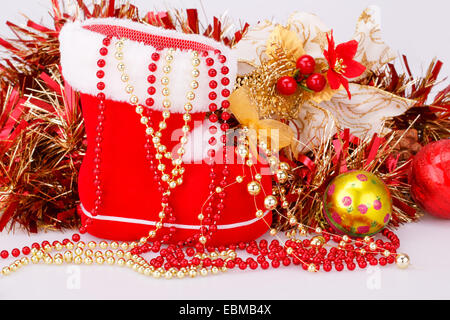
[391,129,422,160]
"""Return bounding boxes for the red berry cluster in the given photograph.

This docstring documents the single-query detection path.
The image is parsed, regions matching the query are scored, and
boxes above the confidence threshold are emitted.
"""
[276,54,326,95]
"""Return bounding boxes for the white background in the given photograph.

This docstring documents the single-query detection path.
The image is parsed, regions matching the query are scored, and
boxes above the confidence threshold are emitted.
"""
[1,0,450,299]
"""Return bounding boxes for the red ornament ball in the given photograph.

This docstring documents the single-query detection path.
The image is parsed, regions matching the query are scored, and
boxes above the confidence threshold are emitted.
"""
[296,55,316,75]
[410,139,450,219]
[276,76,297,95]
[306,73,326,92]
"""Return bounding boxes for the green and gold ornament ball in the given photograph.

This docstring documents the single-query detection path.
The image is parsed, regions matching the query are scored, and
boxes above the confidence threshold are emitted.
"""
[323,170,392,237]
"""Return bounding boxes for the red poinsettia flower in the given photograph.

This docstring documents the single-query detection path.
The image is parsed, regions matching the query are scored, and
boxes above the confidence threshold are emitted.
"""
[323,30,366,99]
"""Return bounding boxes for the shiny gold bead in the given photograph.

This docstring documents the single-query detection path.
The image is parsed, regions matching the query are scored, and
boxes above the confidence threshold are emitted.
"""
[255,173,262,181]
[107,257,115,265]
[149,230,156,238]
[121,74,129,82]
[135,106,144,114]
[130,95,139,104]
[190,80,199,89]
[117,62,125,71]
[289,217,297,225]
[156,222,163,229]
[115,51,124,60]
[153,271,161,278]
[163,99,171,108]
[74,256,82,265]
[184,103,193,112]
[117,258,126,266]
[192,69,200,77]
[159,122,167,130]
[163,65,171,73]
[307,264,317,272]
[269,228,277,236]
[64,251,73,262]
[125,85,134,94]
[2,267,11,276]
[192,58,200,66]
[161,77,169,85]
[74,247,83,256]
[396,253,410,269]
[255,210,264,218]
[120,242,129,250]
[162,87,170,96]
[236,176,243,183]
[264,195,278,210]
[31,256,40,264]
[276,170,288,184]
[183,113,191,121]
[279,162,290,171]
[186,91,195,100]
[247,181,261,196]
[145,127,154,135]
[44,256,53,264]
[88,241,96,249]
[199,236,207,244]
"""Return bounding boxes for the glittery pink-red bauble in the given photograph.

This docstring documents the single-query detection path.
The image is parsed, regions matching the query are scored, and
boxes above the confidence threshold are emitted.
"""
[410,139,450,219]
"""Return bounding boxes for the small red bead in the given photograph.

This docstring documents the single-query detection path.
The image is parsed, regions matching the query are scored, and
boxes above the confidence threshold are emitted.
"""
[221,100,230,109]
[221,89,230,97]
[0,250,8,259]
[209,126,217,134]
[99,47,108,56]
[97,92,105,100]
[148,63,157,72]
[97,59,106,68]
[97,82,105,91]
[209,92,217,100]
[207,149,216,158]
[72,234,81,242]
[208,69,217,77]
[214,49,221,55]
[209,80,218,89]
[96,70,105,79]
[147,75,156,83]
[79,226,87,234]
[102,38,111,46]
[151,52,160,61]
[209,114,218,122]
[147,86,156,95]
[221,112,230,121]
[221,77,230,86]
[209,103,218,112]
[221,66,229,75]
[11,248,20,257]
[206,58,214,66]
[220,123,229,132]
[218,55,226,63]
[146,98,155,106]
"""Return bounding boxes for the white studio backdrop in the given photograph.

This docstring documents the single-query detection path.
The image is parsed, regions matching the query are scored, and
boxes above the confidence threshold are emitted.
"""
[0,0,450,299]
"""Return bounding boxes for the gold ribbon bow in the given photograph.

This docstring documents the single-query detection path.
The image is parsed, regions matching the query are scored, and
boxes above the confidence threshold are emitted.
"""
[229,86,295,157]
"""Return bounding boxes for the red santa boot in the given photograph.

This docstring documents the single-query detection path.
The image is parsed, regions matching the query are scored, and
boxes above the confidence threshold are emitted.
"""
[59,18,272,246]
